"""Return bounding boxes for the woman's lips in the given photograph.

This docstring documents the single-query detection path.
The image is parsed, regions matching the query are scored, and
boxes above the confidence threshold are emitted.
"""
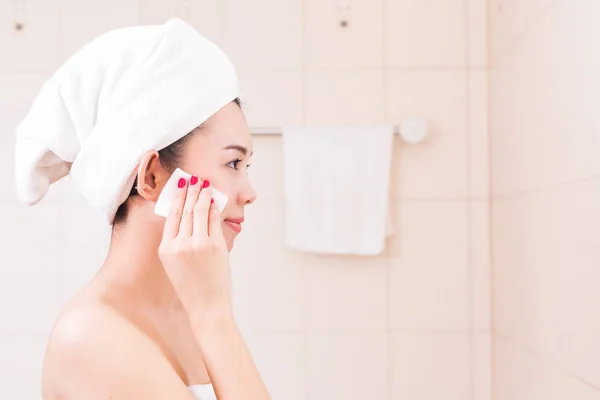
[224,219,243,233]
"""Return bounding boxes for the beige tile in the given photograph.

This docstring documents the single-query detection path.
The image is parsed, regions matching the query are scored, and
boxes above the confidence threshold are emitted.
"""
[237,69,303,127]
[222,0,302,68]
[391,332,470,400]
[488,55,518,196]
[468,0,488,67]
[138,0,221,44]
[494,179,600,388]
[491,1,600,196]
[468,70,489,198]
[307,332,389,400]
[385,0,465,67]
[473,333,492,400]
[491,2,600,195]
[243,332,306,400]
[531,0,564,16]
[0,0,59,72]
[488,0,530,64]
[0,266,60,336]
[470,200,491,331]
[230,198,307,331]
[491,196,521,339]
[489,0,563,65]
[58,0,138,61]
[495,335,600,400]
[386,70,467,199]
[390,200,469,330]
[306,255,388,330]
[0,333,48,399]
[57,203,111,306]
[305,69,385,125]
[304,0,383,68]
[0,203,60,335]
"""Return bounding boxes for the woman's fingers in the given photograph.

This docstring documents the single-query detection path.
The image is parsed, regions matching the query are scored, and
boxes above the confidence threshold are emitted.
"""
[208,200,225,243]
[178,176,201,237]
[163,177,222,241]
[193,180,213,238]
[162,177,188,240]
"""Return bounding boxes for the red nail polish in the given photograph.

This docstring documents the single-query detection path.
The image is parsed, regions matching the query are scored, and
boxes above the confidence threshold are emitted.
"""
[211,198,215,204]
[178,178,186,188]
[190,176,199,185]
[202,180,210,188]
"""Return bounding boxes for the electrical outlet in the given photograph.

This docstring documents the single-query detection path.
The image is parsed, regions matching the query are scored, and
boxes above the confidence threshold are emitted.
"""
[334,0,354,28]
[10,0,26,31]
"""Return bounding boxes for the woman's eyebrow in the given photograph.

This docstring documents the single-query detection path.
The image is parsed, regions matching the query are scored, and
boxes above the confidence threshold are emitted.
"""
[223,144,253,156]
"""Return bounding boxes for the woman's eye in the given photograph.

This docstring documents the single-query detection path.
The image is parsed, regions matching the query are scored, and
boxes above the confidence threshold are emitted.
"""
[228,159,251,171]
[227,159,242,170]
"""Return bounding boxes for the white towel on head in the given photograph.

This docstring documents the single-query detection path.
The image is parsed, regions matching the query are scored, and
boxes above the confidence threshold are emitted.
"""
[282,125,395,256]
[15,18,239,224]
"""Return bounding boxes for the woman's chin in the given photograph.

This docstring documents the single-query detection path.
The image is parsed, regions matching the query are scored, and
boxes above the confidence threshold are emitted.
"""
[223,231,236,252]
[222,221,240,252]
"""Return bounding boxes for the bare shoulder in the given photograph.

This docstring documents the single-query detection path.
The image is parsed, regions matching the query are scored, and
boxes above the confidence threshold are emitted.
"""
[42,301,190,400]
[43,300,153,369]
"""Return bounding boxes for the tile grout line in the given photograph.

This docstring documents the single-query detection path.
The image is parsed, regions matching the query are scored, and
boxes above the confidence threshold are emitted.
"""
[486,0,497,396]
[300,0,306,127]
[494,174,600,200]
[381,0,393,397]
[299,3,309,397]
[464,0,475,399]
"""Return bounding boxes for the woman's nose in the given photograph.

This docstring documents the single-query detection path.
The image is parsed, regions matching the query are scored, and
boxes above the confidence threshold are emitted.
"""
[238,180,257,205]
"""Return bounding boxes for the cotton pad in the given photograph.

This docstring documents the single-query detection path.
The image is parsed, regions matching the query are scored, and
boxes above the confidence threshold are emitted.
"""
[154,168,228,217]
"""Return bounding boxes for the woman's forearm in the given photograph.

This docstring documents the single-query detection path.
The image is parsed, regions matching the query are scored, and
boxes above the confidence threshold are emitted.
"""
[192,314,271,400]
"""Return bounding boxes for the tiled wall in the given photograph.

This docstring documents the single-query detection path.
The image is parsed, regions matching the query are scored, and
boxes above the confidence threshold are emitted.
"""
[0,1,490,399]
[490,0,600,399]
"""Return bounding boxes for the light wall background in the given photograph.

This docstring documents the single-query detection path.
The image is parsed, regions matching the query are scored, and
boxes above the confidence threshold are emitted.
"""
[1,1,491,399]
[490,0,600,399]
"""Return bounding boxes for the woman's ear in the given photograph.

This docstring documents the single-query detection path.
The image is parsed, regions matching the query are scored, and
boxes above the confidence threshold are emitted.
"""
[135,150,169,201]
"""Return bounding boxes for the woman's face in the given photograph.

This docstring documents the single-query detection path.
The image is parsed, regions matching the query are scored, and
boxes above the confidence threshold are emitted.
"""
[178,101,256,251]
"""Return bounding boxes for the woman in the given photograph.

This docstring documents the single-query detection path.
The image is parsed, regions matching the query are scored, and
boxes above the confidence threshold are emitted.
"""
[15,19,269,400]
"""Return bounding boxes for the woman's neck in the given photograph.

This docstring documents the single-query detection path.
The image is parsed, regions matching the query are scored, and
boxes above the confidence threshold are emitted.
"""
[100,204,181,310]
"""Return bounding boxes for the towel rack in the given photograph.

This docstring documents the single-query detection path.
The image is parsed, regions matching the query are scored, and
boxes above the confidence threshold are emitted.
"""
[250,119,428,144]
[250,126,399,135]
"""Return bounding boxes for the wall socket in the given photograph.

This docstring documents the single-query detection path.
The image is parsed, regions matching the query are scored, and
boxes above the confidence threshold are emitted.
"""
[11,0,27,32]
[335,0,354,28]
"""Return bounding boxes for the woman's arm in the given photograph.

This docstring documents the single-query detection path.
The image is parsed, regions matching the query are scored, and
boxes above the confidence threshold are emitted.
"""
[191,314,271,400]
[158,178,271,400]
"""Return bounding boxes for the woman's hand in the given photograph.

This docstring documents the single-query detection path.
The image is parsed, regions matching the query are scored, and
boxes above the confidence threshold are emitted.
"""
[158,176,271,400]
[158,176,233,322]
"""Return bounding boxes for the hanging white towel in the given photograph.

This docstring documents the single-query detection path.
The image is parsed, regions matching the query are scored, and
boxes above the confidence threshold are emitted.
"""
[281,126,394,255]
